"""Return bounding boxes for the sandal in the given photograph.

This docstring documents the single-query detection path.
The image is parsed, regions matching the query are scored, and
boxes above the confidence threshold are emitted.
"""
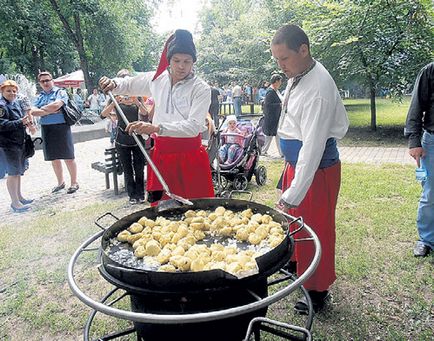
[52,183,66,193]
[67,184,79,194]
[11,204,31,213]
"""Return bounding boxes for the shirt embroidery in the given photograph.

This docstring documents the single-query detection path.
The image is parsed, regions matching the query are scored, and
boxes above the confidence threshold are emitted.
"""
[282,60,317,114]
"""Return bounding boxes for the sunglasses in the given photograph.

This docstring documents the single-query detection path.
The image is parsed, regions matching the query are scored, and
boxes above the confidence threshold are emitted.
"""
[40,79,52,83]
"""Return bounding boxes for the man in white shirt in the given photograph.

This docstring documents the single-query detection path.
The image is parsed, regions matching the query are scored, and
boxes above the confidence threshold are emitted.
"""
[99,29,214,204]
[87,88,100,114]
[232,83,243,117]
[272,24,349,314]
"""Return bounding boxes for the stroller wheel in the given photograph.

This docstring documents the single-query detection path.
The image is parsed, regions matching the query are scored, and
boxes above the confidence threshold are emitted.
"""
[255,165,267,186]
[233,175,248,190]
[212,173,228,194]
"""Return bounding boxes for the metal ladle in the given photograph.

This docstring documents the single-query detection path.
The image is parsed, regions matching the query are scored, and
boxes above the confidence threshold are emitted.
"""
[107,91,193,211]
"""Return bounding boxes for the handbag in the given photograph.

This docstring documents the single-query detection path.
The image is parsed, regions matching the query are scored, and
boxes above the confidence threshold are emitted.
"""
[62,99,83,126]
[23,135,43,159]
[23,134,40,159]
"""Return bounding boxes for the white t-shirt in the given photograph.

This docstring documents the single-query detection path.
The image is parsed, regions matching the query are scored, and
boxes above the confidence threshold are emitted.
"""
[87,94,99,110]
[232,85,242,97]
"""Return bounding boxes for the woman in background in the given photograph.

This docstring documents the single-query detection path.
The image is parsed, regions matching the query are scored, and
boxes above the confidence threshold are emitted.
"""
[0,80,35,212]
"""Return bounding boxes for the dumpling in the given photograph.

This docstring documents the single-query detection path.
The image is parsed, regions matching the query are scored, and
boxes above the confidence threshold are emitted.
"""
[117,230,131,242]
[196,210,208,217]
[251,213,263,223]
[158,264,177,272]
[215,206,226,216]
[156,248,172,264]
[211,250,225,262]
[128,223,144,234]
[172,245,186,256]
[169,255,191,271]
[145,240,161,256]
[127,232,144,244]
[190,258,206,272]
[184,210,197,218]
[193,230,206,240]
[241,208,253,218]
[248,233,263,245]
[134,245,146,258]
[236,228,249,242]
[226,262,242,275]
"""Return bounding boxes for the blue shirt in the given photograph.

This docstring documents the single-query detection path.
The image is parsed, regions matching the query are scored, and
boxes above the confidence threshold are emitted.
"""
[258,87,267,99]
[34,86,68,125]
[280,137,339,169]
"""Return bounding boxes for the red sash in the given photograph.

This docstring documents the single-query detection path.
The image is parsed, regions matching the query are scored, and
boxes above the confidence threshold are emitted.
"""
[147,135,214,203]
[283,162,341,292]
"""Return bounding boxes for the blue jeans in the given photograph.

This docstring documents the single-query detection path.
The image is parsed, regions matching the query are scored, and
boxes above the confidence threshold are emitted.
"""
[417,131,434,249]
[233,97,242,117]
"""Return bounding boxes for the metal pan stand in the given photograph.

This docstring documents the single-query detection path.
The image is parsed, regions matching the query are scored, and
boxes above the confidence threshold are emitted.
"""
[67,211,321,340]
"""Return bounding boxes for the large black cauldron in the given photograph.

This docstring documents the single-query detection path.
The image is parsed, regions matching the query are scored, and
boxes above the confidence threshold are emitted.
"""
[99,198,294,295]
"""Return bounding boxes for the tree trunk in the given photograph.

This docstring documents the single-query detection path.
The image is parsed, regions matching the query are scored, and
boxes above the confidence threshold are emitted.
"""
[48,0,92,90]
[31,46,40,79]
[78,51,92,91]
[369,79,377,131]
[74,13,92,90]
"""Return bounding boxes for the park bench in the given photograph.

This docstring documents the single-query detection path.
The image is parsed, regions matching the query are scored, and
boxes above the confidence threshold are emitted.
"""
[91,147,123,195]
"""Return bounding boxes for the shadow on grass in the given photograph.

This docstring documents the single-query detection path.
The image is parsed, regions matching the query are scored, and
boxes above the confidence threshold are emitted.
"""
[341,126,407,147]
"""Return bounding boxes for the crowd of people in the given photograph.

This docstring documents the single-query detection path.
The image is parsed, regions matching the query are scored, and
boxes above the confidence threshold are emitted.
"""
[1,24,432,320]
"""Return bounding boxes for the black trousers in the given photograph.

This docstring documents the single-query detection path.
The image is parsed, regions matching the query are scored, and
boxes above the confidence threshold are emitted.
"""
[116,144,145,200]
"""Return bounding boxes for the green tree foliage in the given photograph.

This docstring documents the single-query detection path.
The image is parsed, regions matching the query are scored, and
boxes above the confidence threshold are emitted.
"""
[48,0,159,88]
[197,0,283,87]
[0,0,77,78]
[292,0,434,130]
[0,0,159,88]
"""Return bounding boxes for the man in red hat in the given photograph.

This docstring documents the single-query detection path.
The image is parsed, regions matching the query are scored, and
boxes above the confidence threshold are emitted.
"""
[99,29,214,204]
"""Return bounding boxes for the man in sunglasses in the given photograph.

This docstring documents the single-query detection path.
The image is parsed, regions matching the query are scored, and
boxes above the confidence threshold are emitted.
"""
[30,71,79,194]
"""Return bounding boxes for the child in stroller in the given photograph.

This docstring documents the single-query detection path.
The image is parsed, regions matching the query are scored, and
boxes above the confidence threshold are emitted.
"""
[218,115,245,164]
[206,115,267,193]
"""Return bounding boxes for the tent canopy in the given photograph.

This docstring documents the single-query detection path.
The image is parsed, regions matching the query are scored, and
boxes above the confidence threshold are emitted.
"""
[53,70,84,88]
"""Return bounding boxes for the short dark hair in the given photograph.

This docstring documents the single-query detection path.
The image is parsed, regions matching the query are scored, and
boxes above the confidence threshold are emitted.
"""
[270,74,282,84]
[271,24,310,52]
[38,71,52,80]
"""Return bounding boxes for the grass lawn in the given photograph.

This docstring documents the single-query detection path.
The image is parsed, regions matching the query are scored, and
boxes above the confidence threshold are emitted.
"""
[0,161,432,340]
[241,97,411,147]
[341,98,411,147]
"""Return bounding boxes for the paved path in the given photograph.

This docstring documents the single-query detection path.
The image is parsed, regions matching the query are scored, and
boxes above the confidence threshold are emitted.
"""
[263,141,413,165]
[0,135,414,224]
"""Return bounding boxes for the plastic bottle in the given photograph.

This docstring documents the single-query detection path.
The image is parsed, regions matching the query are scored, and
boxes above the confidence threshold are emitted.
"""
[415,166,427,183]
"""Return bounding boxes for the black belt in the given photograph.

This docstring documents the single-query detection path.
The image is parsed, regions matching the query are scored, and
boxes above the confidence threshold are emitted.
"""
[425,129,434,134]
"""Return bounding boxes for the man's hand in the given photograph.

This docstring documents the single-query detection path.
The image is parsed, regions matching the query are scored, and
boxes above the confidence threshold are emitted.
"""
[125,121,159,135]
[409,147,426,167]
[276,198,297,211]
[99,76,116,93]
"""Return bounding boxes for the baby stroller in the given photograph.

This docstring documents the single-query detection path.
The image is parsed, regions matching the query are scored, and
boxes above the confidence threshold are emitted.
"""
[207,116,267,193]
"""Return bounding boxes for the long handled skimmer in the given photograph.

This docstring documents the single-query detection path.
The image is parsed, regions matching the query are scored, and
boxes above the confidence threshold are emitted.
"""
[107,91,193,211]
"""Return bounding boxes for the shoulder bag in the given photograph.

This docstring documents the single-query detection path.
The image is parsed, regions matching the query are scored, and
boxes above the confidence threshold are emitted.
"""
[62,99,83,126]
